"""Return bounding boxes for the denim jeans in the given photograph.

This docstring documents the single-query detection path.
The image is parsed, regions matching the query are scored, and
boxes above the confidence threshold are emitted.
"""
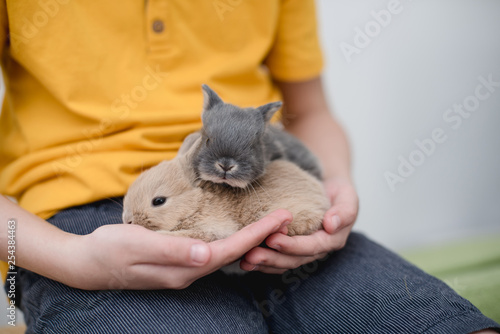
[12,198,499,333]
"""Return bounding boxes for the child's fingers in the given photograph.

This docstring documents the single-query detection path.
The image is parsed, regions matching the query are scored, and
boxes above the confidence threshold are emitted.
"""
[209,209,292,266]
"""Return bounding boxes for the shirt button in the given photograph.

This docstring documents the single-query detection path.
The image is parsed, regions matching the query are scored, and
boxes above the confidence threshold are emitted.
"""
[152,20,164,33]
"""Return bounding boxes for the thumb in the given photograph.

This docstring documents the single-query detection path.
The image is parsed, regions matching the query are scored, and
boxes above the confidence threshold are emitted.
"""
[323,188,359,234]
[210,209,292,264]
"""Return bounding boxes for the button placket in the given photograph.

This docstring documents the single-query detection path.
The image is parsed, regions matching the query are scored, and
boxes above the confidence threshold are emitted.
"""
[145,0,170,57]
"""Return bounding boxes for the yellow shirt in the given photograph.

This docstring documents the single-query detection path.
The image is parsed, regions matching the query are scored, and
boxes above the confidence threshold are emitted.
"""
[0,0,323,219]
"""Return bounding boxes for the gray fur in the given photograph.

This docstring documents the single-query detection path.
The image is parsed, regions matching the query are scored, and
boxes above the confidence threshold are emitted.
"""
[193,85,322,188]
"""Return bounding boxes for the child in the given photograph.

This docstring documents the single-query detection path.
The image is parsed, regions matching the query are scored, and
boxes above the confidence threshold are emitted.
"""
[0,1,498,332]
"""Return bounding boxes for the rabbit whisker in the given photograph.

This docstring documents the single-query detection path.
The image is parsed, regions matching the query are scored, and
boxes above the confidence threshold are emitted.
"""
[247,182,263,211]
[253,179,272,202]
[105,197,124,209]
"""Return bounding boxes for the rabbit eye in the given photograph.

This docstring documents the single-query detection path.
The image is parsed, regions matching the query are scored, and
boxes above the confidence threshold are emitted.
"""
[152,196,167,207]
[206,137,210,145]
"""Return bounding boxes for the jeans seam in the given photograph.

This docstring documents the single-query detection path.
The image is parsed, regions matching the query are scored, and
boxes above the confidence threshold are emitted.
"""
[419,309,483,334]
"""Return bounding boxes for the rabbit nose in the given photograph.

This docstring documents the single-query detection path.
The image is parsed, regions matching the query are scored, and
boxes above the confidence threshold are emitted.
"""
[216,158,237,172]
[218,163,234,172]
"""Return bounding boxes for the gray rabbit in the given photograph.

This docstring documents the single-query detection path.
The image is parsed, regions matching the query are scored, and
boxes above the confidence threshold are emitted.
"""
[192,85,323,188]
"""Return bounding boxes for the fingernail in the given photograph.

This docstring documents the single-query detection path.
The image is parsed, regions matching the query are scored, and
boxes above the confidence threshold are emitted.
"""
[332,215,341,232]
[190,244,209,264]
[250,265,258,271]
[271,244,281,251]
[275,220,291,231]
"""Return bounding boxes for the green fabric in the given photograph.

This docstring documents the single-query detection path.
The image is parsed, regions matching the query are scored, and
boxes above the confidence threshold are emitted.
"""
[401,235,500,323]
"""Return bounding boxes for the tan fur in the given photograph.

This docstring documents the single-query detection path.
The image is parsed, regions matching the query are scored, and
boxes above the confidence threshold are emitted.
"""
[122,136,330,243]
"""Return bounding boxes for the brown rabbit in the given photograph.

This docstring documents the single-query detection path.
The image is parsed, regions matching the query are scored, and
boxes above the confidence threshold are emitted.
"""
[122,133,330,243]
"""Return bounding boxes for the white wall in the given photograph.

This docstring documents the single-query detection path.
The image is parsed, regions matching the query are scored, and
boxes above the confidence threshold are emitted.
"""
[317,0,500,251]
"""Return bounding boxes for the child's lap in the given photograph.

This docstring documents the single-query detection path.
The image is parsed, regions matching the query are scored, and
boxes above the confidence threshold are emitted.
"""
[13,198,499,333]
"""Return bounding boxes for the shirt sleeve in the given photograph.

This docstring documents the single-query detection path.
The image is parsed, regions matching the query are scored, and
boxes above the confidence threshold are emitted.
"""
[265,0,324,82]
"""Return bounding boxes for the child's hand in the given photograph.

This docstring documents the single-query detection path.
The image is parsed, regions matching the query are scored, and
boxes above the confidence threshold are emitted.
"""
[65,209,292,290]
[240,177,358,274]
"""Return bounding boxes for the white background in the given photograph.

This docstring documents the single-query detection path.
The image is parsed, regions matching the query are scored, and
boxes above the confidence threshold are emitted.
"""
[1,0,500,327]
[317,0,500,251]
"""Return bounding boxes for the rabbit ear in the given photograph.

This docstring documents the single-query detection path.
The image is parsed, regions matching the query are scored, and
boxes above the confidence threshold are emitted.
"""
[178,132,201,156]
[180,134,201,161]
[202,84,223,111]
[256,101,282,122]
[177,134,202,184]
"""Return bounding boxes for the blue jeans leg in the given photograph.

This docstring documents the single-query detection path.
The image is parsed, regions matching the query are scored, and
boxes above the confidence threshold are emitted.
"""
[246,233,500,334]
[18,269,268,334]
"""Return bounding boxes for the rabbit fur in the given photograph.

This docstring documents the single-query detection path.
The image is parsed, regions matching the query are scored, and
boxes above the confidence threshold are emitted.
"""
[192,85,323,189]
[122,133,330,243]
